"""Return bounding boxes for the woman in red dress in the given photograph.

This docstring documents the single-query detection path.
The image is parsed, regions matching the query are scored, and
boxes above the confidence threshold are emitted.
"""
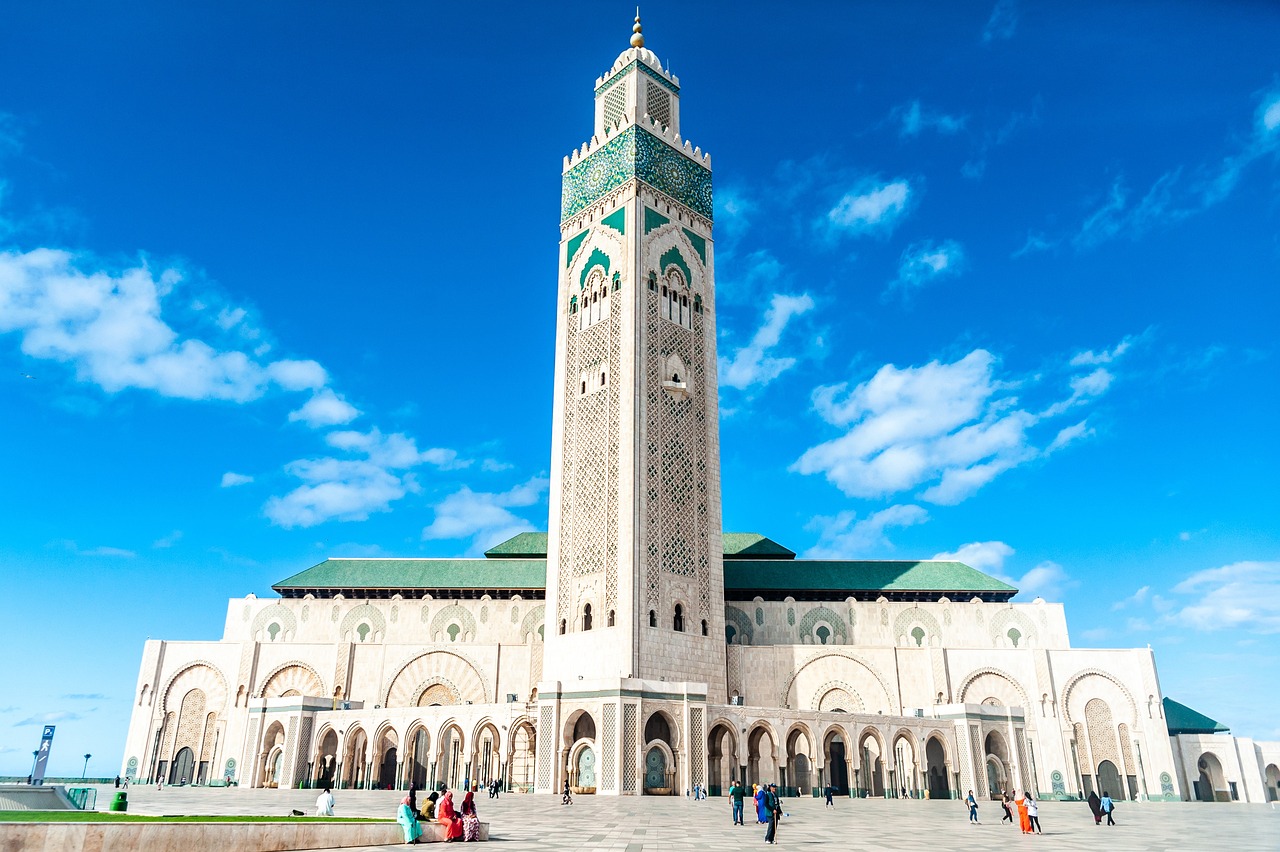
[436,788,464,841]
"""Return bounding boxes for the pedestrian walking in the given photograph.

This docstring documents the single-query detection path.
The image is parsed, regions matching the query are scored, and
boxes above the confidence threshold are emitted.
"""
[1100,791,1116,826]
[824,783,834,808]
[1001,791,1014,823]
[1027,793,1042,834]
[729,779,745,825]
[1087,790,1102,824]
[114,775,121,788]
[562,779,573,805]
[315,787,335,816]
[966,789,979,824]
[764,783,783,845]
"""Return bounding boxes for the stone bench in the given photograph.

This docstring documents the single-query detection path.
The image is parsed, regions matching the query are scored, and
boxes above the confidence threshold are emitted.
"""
[417,820,491,842]
[0,820,489,850]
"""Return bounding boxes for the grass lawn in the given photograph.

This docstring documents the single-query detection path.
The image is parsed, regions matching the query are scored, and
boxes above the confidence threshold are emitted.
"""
[0,811,391,823]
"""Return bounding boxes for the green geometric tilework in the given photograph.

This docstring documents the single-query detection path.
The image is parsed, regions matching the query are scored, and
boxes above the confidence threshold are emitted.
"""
[580,247,611,287]
[601,207,627,235]
[682,228,707,263]
[644,207,670,233]
[659,246,692,285]
[562,125,713,222]
[565,229,590,268]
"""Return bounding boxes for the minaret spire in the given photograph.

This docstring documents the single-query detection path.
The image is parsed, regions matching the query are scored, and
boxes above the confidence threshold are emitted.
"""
[630,9,645,48]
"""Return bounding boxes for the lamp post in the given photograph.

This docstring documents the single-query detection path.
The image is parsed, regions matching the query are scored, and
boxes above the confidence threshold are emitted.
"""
[30,750,38,784]
[83,753,92,778]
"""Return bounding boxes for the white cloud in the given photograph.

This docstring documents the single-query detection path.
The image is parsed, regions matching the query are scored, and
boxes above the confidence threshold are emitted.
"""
[1263,94,1280,132]
[59,540,135,558]
[221,471,253,487]
[288,389,360,428]
[265,429,466,528]
[1112,585,1150,611]
[719,293,814,390]
[15,710,85,726]
[982,0,1018,43]
[481,458,514,473]
[1170,561,1280,634]
[933,541,1074,600]
[827,179,913,235]
[422,477,550,551]
[1017,560,1074,600]
[933,540,1015,576]
[896,101,967,137]
[794,339,1133,504]
[887,240,966,297]
[152,530,183,549]
[1012,231,1055,258]
[804,504,929,558]
[267,359,327,391]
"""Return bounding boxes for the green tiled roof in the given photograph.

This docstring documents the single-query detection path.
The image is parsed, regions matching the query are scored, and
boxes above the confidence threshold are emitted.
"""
[483,532,548,558]
[274,558,547,593]
[1164,697,1229,735]
[722,533,795,560]
[482,531,796,560]
[724,560,1017,596]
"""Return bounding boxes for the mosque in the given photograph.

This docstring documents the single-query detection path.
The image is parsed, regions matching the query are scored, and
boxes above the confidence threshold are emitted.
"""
[121,18,1280,805]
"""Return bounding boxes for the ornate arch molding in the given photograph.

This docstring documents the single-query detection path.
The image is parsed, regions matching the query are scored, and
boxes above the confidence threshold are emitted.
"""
[429,604,479,642]
[339,603,387,642]
[1060,668,1138,726]
[568,226,626,290]
[249,604,298,642]
[782,721,818,757]
[922,729,953,764]
[706,716,740,756]
[989,607,1039,648]
[956,666,1032,713]
[642,223,706,294]
[744,720,781,756]
[519,605,546,643]
[159,660,229,714]
[780,650,896,711]
[254,661,326,699]
[724,606,754,645]
[798,606,848,644]
[811,680,865,713]
[892,607,943,647]
[410,677,462,707]
[381,649,492,708]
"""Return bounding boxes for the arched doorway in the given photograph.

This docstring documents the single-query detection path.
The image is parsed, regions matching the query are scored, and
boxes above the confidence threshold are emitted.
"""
[1096,759,1122,801]
[438,725,465,791]
[983,731,1009,799]
[342,727,368,790]
[563,712,596,795]
[707,723,736,796]
[170,747,195,785]
[1265,763,1280,803]
[375,728,399,790]
[405,727,430,790]
[785,727,813,796]
[574,743,597,793]
[747,725,777,786]
[925,736,950,799]
[643,711,677,795]
[891,734,916,798]
[314,728,339,788]
[1196,752,1226,802]
[859,732,885,798]
[472,722,501,788]
[823,728,849,796]
[260,721,287,788]
[508,722,536,793]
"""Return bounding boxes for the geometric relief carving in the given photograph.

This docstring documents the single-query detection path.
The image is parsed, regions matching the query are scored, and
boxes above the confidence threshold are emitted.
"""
[782,652,894,713]
[339,604,387,643]
[622,704,639,792]
[989,608,1038,648]
[797,606,847,645]
[957,669,1027,711]
[892,607,942,647]
[812,681,864,712]
[249,604,298,642]
[161,662,229,716]
[429,605,478,642]
[257,663,326,699]
[383,651,489,708]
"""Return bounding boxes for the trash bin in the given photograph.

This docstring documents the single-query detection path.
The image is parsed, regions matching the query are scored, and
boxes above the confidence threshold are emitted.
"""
[110,791,128,812]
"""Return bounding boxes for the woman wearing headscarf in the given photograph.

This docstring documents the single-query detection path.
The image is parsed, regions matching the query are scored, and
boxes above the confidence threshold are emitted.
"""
[754,784,768,824]
[424,790,439,820]
[461,790,481,842]
[437,787,464,841]
[1014,789,1032,834]
[397,795,423,845]
[1087,790,1102,825]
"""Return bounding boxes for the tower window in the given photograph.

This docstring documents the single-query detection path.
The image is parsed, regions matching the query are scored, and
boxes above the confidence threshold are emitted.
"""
[701,619,708,636]
[673,604,685,633]
[649,610,657,628]
[582,603,593,631]
[559,619,567,635]
[581,380,587,394]
[601,371,607,386]
[607,609,616,627]
[648,271,658,292]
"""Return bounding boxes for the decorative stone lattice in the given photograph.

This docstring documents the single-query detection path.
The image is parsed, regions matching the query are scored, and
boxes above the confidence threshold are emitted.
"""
[292,717,313,786]
[623,704,639,792]
[643,283,711,617]
[537,706,555,791]
[158,712,177,763]
[1016,730,1032,791]
[334,643,352,698]
[603,81,627,128]
[690,707,705,786]
[645,80,671,127]
[970,726,985,796]
[249,604,297,642]
[798,606,847,644]
[339,604,386,643]
[557,297,621,621]
[600,703,617,792]
[200,712,217,765]
[990,608,1038,648]
[725,606,753,644]
[283,717,299,783]
[430,604,478,642]
[240,716,260,783]
[893,607,942,647]
[174,689,206,754]
[1118,723,1135,776]
[1087,703,1121,781]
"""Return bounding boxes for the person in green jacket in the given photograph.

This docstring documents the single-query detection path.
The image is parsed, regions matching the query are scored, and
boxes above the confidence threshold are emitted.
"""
[728,779,745,825]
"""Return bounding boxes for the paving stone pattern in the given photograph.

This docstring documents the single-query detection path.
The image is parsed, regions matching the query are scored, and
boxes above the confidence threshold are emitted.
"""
[83,785,1280,851]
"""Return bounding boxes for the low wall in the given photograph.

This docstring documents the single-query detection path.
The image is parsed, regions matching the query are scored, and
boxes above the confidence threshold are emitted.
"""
[0,820,490,850]
[0,787,79,811]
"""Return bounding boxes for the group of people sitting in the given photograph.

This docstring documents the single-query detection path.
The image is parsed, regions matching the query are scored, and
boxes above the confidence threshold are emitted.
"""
[396,784,482,844]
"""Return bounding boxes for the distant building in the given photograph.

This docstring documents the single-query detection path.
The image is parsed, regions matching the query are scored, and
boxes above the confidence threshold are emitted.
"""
[121,18,1278,804]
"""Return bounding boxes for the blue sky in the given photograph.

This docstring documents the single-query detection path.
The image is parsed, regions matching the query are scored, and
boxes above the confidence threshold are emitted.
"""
[1,1,1277,776]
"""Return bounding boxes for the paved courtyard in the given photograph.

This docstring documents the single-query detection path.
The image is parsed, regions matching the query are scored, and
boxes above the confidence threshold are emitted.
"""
[73,785,1280,851]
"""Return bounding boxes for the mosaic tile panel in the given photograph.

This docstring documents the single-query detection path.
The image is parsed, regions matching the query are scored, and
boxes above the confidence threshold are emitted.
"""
[562,126,713,222]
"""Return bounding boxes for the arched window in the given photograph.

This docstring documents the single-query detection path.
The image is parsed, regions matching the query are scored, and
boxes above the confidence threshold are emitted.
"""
[693,294,702,313]
[559,619,567,635]
[607,609,616,627]
[267,622,280,641]
[582,604,593,631]
[1007,627,1021,648]
[581,380,587,394]
[569,296,578,314]
[910,626,926,647]
[648,271,658,291]
[601,371,607,386]
[649,610,657,628]
[447,623,461,642]
[356,623,370,642]
[701,619,708,636]
[673,604,685,633]
[725,625,737,644]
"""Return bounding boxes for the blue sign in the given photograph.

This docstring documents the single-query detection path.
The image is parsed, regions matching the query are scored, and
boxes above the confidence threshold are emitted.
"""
[32,726,55,785]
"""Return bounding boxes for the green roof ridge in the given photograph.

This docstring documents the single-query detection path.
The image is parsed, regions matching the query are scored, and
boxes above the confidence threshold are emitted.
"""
[1163,697,1229,735]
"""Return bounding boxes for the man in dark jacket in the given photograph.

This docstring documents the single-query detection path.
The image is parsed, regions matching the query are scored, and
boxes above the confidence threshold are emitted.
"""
[764,783,782,844]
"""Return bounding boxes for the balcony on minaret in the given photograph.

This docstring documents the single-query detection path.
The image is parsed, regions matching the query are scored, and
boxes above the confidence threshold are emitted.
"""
[662,354,690,400]
[592,15,681,139]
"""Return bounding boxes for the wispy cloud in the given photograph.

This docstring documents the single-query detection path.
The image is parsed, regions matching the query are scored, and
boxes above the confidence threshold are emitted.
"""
[826,178,914,237]
[14,710,85,727]
[982,0,1019,44]
[422,477,549,553]
[221,471,253,487]
[1169,561,1280,634]
[152,530,182,549]
[804,504,929,558]
[58,540,135,558]
[288,389,360,428]
[793,339,1134,504]
[266,428,468,528]
[61,693,107,700]
[933,540,1075,600]
[886,240,966,298]
[894,101,967,137]
[719,293,815,391]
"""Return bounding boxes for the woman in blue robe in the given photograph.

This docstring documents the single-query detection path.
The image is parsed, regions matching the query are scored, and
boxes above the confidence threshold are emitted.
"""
[397,796,423,844]
[754,785,768,823]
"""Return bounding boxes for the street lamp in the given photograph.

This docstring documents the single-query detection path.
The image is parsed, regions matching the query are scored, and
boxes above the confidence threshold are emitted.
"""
[30,751,38,784]
[83,753,92,779]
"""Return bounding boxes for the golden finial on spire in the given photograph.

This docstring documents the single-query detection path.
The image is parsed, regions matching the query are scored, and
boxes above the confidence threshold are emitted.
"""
[630,8,645,48]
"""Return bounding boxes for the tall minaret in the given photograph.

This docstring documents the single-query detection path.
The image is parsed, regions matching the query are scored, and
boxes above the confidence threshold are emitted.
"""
[543,14,726,697]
